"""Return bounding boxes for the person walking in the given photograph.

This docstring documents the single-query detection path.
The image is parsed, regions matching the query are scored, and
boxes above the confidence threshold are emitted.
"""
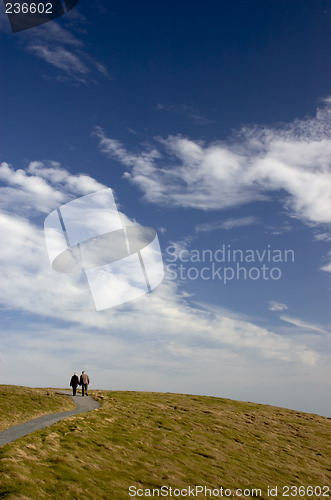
[70,372,79,396]
[80,370,90,397]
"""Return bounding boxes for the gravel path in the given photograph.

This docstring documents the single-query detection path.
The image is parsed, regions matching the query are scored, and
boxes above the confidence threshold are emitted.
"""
[0,390,100,447]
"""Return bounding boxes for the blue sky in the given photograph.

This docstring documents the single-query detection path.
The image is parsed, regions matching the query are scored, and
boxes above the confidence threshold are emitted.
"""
[0,0,331,416]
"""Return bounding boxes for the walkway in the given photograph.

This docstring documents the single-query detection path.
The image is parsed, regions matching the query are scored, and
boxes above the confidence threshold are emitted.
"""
[0,390,100,447]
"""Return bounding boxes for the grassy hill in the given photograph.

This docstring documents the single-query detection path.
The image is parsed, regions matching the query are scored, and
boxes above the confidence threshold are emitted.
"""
[0,388,330,499]
[0,385,75,431]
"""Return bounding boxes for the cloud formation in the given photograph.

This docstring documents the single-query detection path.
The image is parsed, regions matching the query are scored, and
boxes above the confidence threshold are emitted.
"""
[94,99,331,226]
[195,216,259,233]
[320,251,331,274]
[269,301,288,312]
[0,160,322,368]
[281,316,329,335]
[156,103,213,125]
[28,45,89,75]
[0,161,106,215]
[21,17,111,83]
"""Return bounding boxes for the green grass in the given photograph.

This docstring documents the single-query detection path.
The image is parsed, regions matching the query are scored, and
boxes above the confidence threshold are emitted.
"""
[0,390,330,499]
[0,385,75,431]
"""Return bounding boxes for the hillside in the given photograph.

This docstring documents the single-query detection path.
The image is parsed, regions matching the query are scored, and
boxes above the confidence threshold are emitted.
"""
[0,385,75,431]
[0,389,330,499]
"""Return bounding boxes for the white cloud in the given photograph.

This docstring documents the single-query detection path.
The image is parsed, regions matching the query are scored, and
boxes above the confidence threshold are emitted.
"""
[94,61,112,80]
[164,236,194,260]
[269,301,288,312]
[28,20,85,47]
[0,161,323,368]
[280,315,329,335]
[320,250,331,275]
[20,19,111,84]
[265,221,293,236]
[94,98,331,226]
[28,45,89,75]
[0,207,315,365]
[195,216,259,233]
[321,262,331,273]
[0,161,106,215]
[156,103,213,125]
[314,232,331,242]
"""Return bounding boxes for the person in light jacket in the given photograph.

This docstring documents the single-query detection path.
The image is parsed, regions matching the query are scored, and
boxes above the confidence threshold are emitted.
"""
[70,373,79,396]
[80,371,90,397]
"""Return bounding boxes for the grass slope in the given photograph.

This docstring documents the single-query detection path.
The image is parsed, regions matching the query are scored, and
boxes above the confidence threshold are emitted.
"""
[0,390,330,499]
[0,385,75,431]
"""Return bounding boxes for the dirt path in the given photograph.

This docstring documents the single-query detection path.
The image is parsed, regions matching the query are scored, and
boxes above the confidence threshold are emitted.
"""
[0,390,100,447]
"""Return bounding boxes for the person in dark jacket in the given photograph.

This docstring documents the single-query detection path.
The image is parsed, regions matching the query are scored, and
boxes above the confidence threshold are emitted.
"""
[70,372,79,396]
[80,371,90,397]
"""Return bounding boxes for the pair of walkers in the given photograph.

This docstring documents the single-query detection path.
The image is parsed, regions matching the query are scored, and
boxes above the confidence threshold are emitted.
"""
[70,371,90,397]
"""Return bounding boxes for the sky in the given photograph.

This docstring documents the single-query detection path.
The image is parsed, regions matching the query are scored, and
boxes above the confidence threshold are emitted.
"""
[0,0,331,417]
